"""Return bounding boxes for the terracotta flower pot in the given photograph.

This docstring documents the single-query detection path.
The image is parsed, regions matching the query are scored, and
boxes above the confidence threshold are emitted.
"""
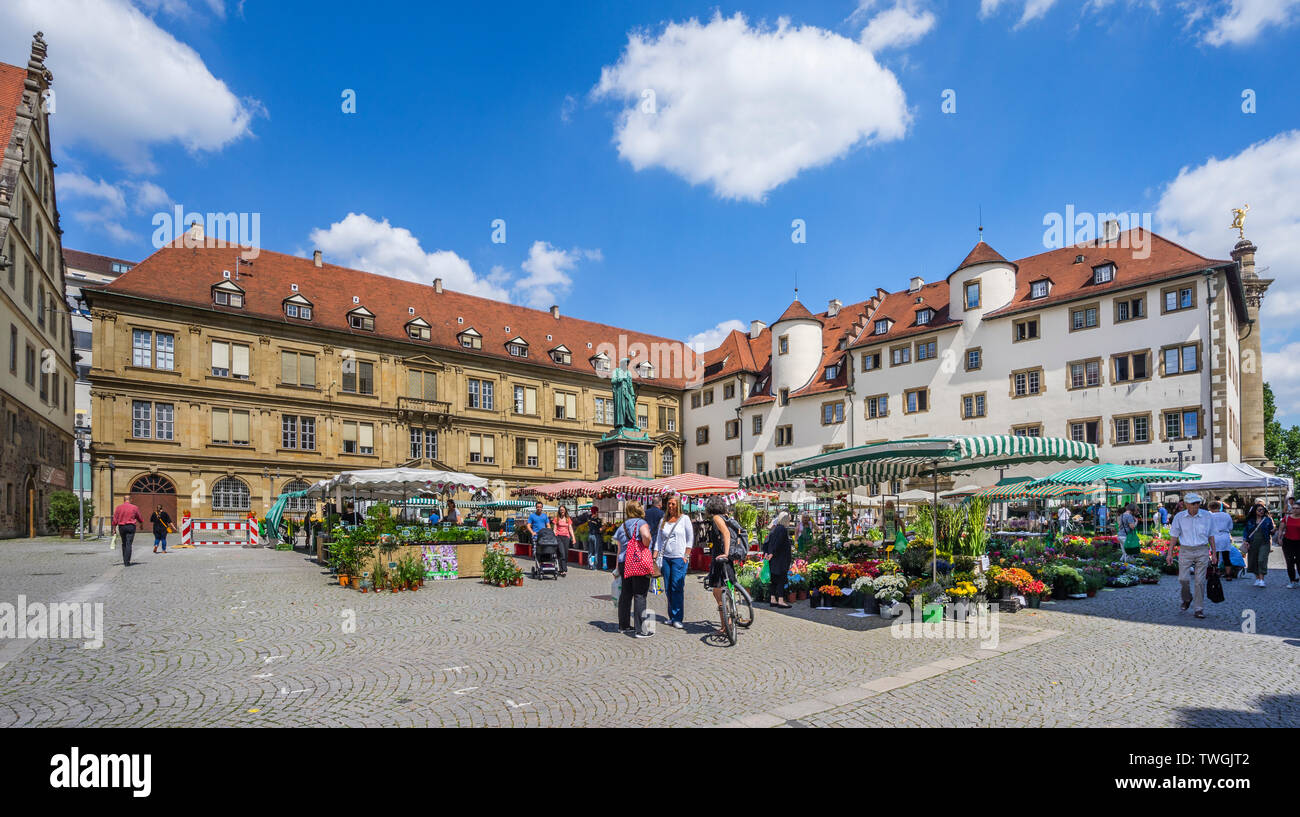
[339,575,349,587]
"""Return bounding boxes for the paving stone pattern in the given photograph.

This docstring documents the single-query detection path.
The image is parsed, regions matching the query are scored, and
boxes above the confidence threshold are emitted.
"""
[0,538,1295,727]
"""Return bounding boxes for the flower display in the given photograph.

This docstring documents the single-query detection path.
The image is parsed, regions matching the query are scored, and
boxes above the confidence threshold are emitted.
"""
[817,585,842,597]
[872,574,908,603]
[851,575,875,594]
[948,581,978,599]
[1022,579,1048,597]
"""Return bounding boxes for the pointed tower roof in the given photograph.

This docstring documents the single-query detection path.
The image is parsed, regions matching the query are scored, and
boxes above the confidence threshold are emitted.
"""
[774,299,820,324]
[954,240,1010,272]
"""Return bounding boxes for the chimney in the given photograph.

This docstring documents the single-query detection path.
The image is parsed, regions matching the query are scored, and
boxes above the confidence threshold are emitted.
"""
[1102,219,1120,243]
[312,250,322,268]
[749,319,766,340]
[908,276,924,293]
[433,277,443,294]
[549,305,559,319]
[827,298,842,318]
[188,220,204,242]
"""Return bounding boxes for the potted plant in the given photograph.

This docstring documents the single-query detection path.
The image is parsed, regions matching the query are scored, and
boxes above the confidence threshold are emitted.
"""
[1083,568,1107,598]
[873,574,907,617]
[1022,579,1047,608]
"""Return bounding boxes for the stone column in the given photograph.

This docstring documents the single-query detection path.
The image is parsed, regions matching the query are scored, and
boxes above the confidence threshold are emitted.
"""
[1232,238,1274,471]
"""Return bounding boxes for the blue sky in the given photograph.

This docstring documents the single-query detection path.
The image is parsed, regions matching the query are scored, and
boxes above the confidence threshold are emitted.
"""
[5,0,1300,419]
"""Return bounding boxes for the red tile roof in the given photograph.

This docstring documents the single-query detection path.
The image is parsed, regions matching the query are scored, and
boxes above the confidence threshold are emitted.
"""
[953,240,1011,274]
[732,300,874,405]
[849,281,957,348]
[775,299,820,323]
[92,242,701,389]
[700,327,765,385]
[981,228,1230,319]
[0,63,26,166]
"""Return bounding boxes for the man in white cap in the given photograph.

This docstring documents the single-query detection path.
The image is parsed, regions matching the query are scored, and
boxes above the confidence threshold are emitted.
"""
[1168,492,1213,618]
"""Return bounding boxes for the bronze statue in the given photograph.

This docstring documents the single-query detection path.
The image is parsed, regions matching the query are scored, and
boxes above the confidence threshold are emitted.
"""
[610,357,638,432]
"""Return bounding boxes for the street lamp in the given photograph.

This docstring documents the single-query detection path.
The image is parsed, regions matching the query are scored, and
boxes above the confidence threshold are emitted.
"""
[735,405,743,480]
[107,455,116,513]
[75,430,87,541]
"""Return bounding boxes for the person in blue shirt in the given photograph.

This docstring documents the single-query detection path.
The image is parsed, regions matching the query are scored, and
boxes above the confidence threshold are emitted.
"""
[1096,501,1108,532]
[645,497,665,541]
[1157,504,1169,526]
[428,509,442,525]
[526,501,551,541]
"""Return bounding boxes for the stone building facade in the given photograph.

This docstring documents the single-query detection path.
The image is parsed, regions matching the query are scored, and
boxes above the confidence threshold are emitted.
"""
[84,234,691,523]
[0,35,76,538]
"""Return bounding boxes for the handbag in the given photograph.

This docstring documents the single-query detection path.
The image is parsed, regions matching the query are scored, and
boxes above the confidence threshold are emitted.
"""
[623,520,656,576]
[1205,563,1224,604]
[109,531,118,550]
[1123,529,1141,553]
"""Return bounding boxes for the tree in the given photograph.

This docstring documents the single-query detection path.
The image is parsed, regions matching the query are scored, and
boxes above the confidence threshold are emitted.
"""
[1263,382,1300,479]
[46,490,90,532]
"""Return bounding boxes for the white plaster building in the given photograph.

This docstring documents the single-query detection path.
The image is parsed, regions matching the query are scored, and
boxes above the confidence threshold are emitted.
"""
[686,227,1266,490]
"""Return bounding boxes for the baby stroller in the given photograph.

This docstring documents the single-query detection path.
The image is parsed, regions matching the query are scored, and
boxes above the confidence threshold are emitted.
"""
[530,527,562,580]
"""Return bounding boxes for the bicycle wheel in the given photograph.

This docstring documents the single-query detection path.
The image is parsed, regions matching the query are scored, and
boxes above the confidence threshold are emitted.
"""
[721,588,738,646]
[734,583,754,628]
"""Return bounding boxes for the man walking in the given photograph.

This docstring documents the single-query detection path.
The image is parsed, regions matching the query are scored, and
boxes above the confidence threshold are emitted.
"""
[112,494,145,567]
[644,497,664,541]
[1209,499,1235,579]
[1168,492,1213,619]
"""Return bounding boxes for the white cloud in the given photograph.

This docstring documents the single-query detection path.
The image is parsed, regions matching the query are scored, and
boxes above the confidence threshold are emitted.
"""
[1155,129,1300,420]
[1264,342,1300,409]
[0,0,260,172]
[55,171,171,242]
[514,241,594,310]
[686,319,748,353]
[856,1,938,51]
[1198,0,1300,45]
[308,213,512,302]
[590,13,910,202]
[979,0,1060,26]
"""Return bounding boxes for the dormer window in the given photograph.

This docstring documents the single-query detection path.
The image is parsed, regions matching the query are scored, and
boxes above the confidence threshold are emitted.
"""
[1030,280,1050,299]
[212,280,244,309]
[637,361,655,379]
[506,337,529,357]
[549,345,572,365]
[824,362,841,380]
[873,319,890,335]
[458,328,482,350]
[916,308,933,325]
[405,317,431,341]
[283,293,313,321]
[1092,263,1115,284]
[347,307,375,332]
[751,376,769,396]
[590,352,611,373]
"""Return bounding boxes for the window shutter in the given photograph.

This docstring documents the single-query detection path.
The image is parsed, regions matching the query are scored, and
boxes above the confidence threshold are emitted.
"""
[233,411,250,444]
[212,341,229,371]
[213,409,229,443]
[565,393,576,419]
[359,423,374,450]
[301,355,315,387]
[343,421,357,444]
[232,345,250,377]
[282,352,296,384]
[527,439,538,461]
[470,435,481,456]
[525,388,535,415]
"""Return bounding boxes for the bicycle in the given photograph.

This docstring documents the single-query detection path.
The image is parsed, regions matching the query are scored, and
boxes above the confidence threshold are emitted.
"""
[702,557,754,646]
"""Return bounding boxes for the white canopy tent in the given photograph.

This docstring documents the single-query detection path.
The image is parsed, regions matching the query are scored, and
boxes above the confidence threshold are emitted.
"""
[1146,462,1291,496]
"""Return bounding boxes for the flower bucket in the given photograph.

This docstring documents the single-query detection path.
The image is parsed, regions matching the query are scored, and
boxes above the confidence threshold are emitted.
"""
[339,574,349,587]
[1026,595,1041,608]
[922,603,944,623]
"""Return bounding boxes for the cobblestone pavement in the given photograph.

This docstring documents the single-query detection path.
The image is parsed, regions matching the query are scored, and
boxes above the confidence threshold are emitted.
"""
[0,538,1295,727]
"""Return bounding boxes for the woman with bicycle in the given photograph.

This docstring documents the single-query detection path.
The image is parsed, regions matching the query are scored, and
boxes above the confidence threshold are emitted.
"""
[705,496,734,638]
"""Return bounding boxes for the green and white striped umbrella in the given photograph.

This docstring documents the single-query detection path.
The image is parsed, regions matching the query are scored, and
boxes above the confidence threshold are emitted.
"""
[1030,464,1201,488]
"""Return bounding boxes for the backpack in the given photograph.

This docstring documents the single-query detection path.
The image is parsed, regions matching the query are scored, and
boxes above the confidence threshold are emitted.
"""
[723,516,750,561]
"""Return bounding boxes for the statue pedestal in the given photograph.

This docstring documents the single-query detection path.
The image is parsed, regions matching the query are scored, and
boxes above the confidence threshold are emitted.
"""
[595,429,655,480]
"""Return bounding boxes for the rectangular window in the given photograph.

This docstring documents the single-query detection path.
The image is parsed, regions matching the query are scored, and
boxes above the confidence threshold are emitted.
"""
[778,335,789,355]
[1012,424,1043,437]
[1012,368,1043,397]
[514,385,537,415]
[723,383,735,399]
[690,393,701,409]
[1069,419,1100,444]
[1115,296,1145,322]
[962,393,986,419]
[696,463,709,476]
[515,438,539,468]
[637,406,648,430]
[915,340,937,361]
[1162,343,1200,375]
[1069,359,1102,389]
[866,394,888,419]
[775,425,793,446]
[821,401,844,425]
[281,351,316,387]
[1162,284,1196,313]
[966,348,981,371]
[557,441,578,470]
[407,369,437,400]
[469,433,495,464]
[779,388,789,406]
[1093,264,1115,284]
[754,453,764,472]
[726,456,742,478]
[283,415,298,449]
[861,352,881,372]
[657,406,676,432]
[703,389,714,406]
[212,409,250,446]
[211,341,251,379]
[1014,318,1039,341]
[904,388,929,414]
[1070,305,1099,330]
[751,415,762,434]
[891,345,911,366]
[132,400,152,438]
[595,397,613,425]
[408,427,435,460]
[965,281,981,309]
[874,320,889,335]
[467,378,494,410]
[916,309,933,325]
[725,419,739,439]
[553,391,577,420]
[25,343,35,387]
[1112,351,1151,383]
[8,325,15,374]
[132,329,152,368]
[1164,409,1200,440]
[696,426,709,445]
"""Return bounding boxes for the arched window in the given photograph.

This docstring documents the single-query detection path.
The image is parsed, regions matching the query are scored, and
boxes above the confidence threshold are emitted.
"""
[661,447,675,477]
[212,477,251,511]
[130,474,176,494]
[282,480,313,512]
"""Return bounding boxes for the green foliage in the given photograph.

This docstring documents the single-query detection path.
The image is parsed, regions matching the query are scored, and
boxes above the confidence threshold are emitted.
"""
[1264,382,1300,480]
[365,502,398,534]
[47,490,89,530]
[899,546,932,577]
[734,502,758,538]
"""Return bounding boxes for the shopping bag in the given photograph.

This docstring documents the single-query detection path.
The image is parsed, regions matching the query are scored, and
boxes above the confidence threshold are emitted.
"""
[1123,530,1141,553]
[893,529,907,554]
[1227,545,1245,568]
[1206,565,1224,604]
[109,531,118,551]
[759,559,771,584]
[610,576,621,608]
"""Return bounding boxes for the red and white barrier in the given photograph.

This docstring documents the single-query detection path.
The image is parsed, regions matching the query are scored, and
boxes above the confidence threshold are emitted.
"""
[181,516,258,546]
